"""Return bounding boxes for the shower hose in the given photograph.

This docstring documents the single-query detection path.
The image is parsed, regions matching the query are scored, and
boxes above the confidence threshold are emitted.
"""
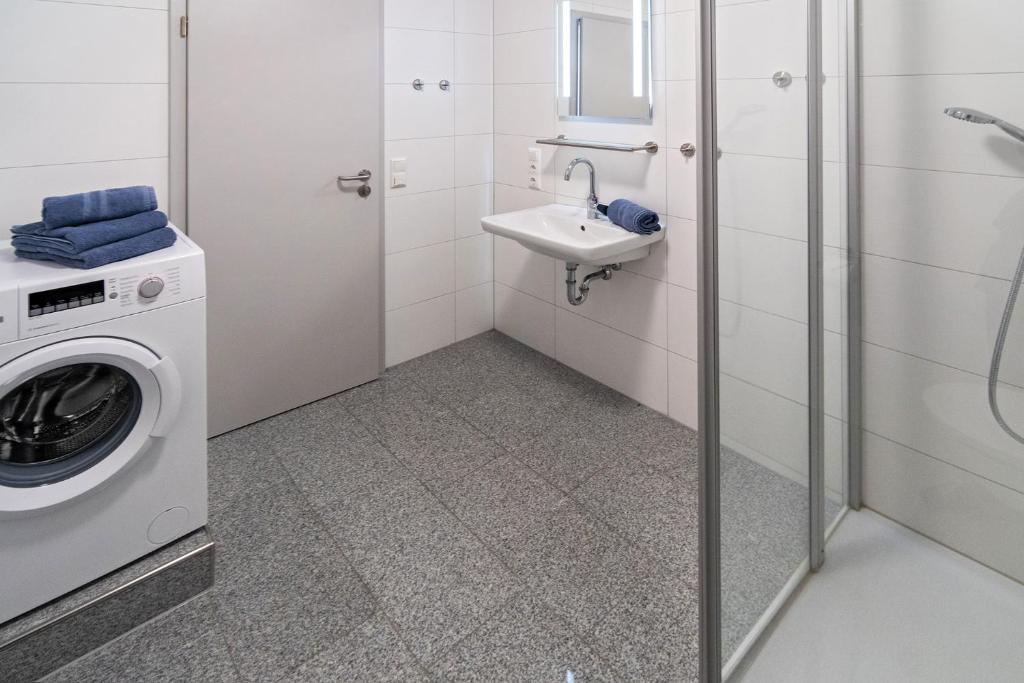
[990,242,1024,445]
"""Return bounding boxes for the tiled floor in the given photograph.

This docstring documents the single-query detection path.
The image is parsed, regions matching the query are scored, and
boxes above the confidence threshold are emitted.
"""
[45,331,816,682]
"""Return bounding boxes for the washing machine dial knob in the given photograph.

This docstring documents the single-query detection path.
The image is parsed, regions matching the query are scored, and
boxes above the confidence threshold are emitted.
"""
[138,276,165,299]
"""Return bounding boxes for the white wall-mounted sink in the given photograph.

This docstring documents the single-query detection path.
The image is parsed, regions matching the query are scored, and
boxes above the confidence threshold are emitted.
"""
[482,204,663,266]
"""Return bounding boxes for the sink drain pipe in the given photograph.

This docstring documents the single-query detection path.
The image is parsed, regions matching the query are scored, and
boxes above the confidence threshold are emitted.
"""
[565,263,622,306]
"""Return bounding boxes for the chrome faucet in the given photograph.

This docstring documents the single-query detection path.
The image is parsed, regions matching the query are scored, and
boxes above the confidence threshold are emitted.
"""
[564,158,600,219]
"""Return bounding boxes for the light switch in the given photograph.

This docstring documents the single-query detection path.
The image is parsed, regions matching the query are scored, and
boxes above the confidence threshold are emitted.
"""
[528,147,542,189]
[390,158,408,188]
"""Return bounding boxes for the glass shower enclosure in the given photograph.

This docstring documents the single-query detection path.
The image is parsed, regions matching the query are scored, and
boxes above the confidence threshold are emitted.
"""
[696,0,855,678]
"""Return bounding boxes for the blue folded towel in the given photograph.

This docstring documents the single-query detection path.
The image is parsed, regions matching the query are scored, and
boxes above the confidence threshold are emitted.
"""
[12,211,168,255]
[41,186,158,229]
[599,199,662,235]
[15,227,177,269]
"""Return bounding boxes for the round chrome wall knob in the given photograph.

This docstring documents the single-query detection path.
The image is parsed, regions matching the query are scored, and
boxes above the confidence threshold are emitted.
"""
[138,276,165,299]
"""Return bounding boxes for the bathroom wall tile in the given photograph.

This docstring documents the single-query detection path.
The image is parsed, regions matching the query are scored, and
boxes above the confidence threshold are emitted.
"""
[0,0,167,84]
[385,85,454,140]
[862,74,1024,178]
[385,241,456,311]
[667,285,697,361]
[0,84,167,168]
[715,0,807,80]
[494,134,557,191]
[455,183,493,239]
[454,134,494,187]
[718,226,807,323]
[862,164,1024,280]
[455,34,494,84]
[493,0,556,35]
[384,28,454,85]
[861,0,1024,77]
[553,144,669,216]
[717,153,807,240]
[454,84,494,136]
[494,236,555,303]
[384,0,454,31]
[555,265,669,348]
[715,78,808,160]
[862,341,1024,494]
[456,234,493,290]
[494,30,555,85]
[384,137,455,197]
[665,217,698,290]
[555,308,669,413]
[494,182,554,214]
[663,10,697,81]
[386,294,457,366]
[455,0,493,35]
[456,283,495,341]
[623,239,668,282]
[668,352,698,430]
[494,283,556,357]
[0,158,168,232]
[385,190,455,254]
[863,430,1024,584]
[494,84,556,137]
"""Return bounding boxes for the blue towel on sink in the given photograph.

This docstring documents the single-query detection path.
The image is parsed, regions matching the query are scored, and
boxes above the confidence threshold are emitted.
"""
[15,227,177,269]
[41,185,158,229]
[12,211,168,254]
[599,199,662,235]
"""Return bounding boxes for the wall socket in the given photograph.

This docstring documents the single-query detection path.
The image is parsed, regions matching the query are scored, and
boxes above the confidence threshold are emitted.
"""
[528,147,542,189]
[390,158,407,189]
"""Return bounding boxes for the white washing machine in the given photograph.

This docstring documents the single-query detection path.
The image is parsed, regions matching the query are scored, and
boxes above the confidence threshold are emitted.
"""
[0,226,207,624]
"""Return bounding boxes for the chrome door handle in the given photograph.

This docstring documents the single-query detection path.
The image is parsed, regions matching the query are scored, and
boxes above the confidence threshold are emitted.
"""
[338,170,372,182]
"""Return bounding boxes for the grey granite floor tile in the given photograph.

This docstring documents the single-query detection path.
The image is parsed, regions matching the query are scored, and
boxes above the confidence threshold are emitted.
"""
[613,408,701,475]
[433,593,616,683]
[43,594,238,683]
[437,455,568,564]
[514,422,622,492]
[342,375,503,497]
[511,500,646,634]
[310,468,522,664]
[452,384,561,450]
[576,460,699,579]
[210,483,376,681]
[282,615,432,682]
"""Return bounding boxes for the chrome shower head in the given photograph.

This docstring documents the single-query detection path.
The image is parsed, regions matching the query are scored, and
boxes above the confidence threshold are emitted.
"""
[945,107,1024,144]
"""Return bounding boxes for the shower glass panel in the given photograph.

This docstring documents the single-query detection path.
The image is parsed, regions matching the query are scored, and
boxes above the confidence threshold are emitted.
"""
[714,0,811,665]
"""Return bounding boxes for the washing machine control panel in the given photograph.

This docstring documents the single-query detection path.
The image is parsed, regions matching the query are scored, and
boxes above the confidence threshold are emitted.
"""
[14,245,204,340]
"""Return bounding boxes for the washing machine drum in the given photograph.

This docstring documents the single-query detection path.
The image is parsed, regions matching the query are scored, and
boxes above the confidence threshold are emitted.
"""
[0,338,182,513]
[0,363,142,487]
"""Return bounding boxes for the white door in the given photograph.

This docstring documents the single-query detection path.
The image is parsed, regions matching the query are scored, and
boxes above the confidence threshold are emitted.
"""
[187,1,382,435]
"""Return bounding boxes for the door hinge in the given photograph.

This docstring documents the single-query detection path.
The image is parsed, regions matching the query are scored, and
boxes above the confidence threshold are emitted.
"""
[179,15,189,38]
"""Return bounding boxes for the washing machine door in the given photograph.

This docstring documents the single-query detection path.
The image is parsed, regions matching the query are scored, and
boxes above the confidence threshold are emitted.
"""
[0,337,182,514]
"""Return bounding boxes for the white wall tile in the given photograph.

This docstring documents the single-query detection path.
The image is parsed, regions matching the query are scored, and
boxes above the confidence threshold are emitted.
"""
[456,233,493,290]
[0,0,168,84]
[454,134,494,187]
[494,84,556,137]
[385,85,454,140]
[555,265,668,347]
[863,430,1024,583]
[385,0,454,31]
[553,144,669,215]
[385,242,456,311]
[494,0,556,35]
[664,10,697,81]
[719,226,807,323]
[494,30,555,84]
[455,0,493,35]
[386,294,457,366]
[455,33,494,84]
[455,183,493,238]
[494,282,556,356]
[385,28,454,84]
[384,137,455,197]
[494,134,557,190]
[715,0,807,80]
[716,78,808,160]
[494,235,556,302]
[0,84,167,168]
[385,190,455,254]
[0,158,168,233]
[454,84,494,135]
[667,284,698,360]
[494,182,555,213]
[668,352,698,430]
[556,308,669,413]
[457,282,495,340]
[665,217,697,289]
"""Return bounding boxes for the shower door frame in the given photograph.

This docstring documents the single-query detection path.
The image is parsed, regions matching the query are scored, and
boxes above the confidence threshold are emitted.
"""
[695,0,864,679]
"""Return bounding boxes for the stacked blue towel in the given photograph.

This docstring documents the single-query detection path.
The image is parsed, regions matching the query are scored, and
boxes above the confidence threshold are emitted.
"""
[599,199,662,235]
[11,186,176,269]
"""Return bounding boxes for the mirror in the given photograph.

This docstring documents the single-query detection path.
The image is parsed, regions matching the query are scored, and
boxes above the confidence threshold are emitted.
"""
[556,0,653,123]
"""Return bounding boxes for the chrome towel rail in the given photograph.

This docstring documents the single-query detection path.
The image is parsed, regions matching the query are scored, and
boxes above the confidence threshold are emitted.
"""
[536,135,659,154]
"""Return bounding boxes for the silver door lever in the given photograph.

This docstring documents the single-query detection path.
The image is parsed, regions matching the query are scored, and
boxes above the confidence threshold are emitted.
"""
[338,170,372,182]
